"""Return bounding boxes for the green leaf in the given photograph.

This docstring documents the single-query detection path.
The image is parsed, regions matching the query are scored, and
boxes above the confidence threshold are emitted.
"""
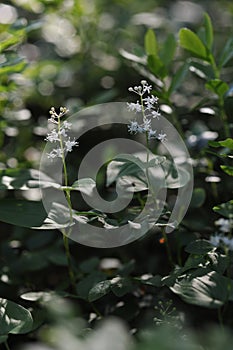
[218,37,233,68]
[179,28,208,60]
[0,299,33,335]
[189,60,215,80]
[205,79,229,98]
[138,275,162,287]
[0,57,27,76]
[0,335,8,344]
[147,54,167,79]
[145,29,157,56]
[80,257,99,273]
[0,199,47,227]
[0,33,22,53]
[111,277,134,297]
[88,280,112,302]
[76,272,106,300]
[190,188,206,208]
[170,271,233,308]
[209,138,233,150]
[0,168,60,190]
[185,239,214,254]
[168,61,189,95]
[203,13,213,50]
[213,200,233,218]
[20,291,53,303]
[159,34,176,68]
[70,178,96,196]
[220,165,233,176]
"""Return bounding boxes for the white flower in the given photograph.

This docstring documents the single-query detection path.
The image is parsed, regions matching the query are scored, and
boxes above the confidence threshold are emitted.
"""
[128,121,139,134]
[148,129,157,139]
[47,148,63,159]
[127,101,142,113]
[210,234,222,247]
[63,121,72,129]
[142,119,151,132]
[65,138,79,152]
[151,110,160,119]
[45,129,60,142]
[209,234,233,251]
[215,218,231,233]
[157,132,167,142]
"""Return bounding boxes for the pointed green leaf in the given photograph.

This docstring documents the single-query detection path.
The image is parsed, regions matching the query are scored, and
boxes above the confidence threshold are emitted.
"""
[170,271,233,308]
[0,299,33,335]
[147,54,167,79]
[88,280,112,302]
[179,28,208,60]
[205,79,229,98]
[203,13,213,50]
[185,239,214,254]
[145,29,157,56]
[209,138,233,150]
[0,199,47,227]
[159,33,176,67]
[168,62,189,95]
[218,37,233,68]
[213,200,233,218]
[220,165,233,176]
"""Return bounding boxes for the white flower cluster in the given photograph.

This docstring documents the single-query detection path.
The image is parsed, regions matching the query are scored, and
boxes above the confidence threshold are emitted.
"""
[127,80,166,142]
[46,107,78,159]
[209,218,233,251]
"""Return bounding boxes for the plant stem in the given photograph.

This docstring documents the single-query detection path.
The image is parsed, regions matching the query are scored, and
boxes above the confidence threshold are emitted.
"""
[162,228,174,268]
[57,114,76,291]
[4,341,10,350]
[62,232,76,291]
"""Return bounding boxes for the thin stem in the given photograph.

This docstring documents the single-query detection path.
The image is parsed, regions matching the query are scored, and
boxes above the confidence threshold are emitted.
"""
[62,232,76,292]
[4,341,10,350]
[57,114,76,291]
[217,307,224,330]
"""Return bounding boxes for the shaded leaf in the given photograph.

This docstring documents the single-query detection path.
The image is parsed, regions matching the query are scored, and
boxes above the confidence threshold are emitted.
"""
[88,280,112,302]
[220,165,233,176]
[0,199,47,227]
[213,200,233,218]
[185,239,214,254]
[205,79,229,98]
[0,299,33,335]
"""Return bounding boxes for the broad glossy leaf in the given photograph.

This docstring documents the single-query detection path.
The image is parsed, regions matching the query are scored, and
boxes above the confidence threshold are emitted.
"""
[209,138,233,150]
[0,299,33,335]
[185,239,214,254]
[70,178,96,196]
[0,168,60,190]
[179,28,208,60]
[76,272,106,300]
[213,200,233,218]
[170,271,233,308]
[88,280,112,302]
[111,277,134,297]
[0,199,47,227]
